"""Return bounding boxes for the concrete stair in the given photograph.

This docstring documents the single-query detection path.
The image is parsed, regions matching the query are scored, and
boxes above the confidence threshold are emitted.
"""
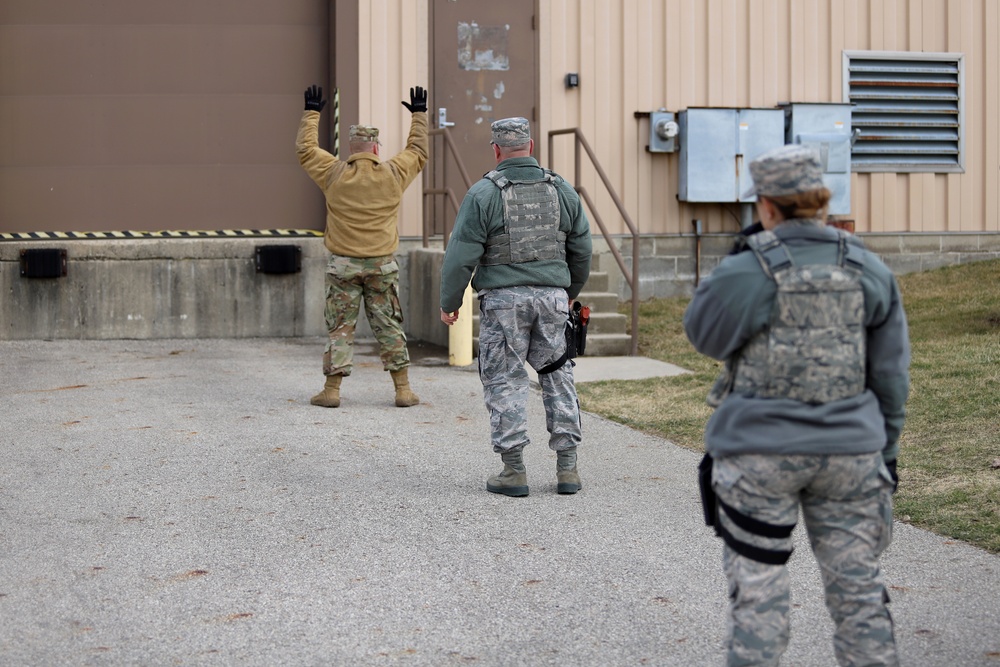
[471,270,633,357]
[574,271,632,356]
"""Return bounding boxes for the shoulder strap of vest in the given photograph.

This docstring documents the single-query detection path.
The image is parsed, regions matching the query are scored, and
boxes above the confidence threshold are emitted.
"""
[486,167,560,189]
[483,169,510,190]
[836,229,866,271]
[745,230,794,280]
[542,168,562,185]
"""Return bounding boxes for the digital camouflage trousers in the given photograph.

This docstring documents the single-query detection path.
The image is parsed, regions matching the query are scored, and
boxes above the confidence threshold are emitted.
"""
[322,254,409,376]
[712,452,897,667]
[478,286,582,454]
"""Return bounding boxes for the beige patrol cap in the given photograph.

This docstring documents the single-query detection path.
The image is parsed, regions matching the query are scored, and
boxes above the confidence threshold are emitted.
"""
[349,125,381,144]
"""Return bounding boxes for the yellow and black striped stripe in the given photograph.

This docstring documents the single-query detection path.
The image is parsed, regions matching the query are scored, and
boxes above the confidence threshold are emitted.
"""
[0,229,323,241]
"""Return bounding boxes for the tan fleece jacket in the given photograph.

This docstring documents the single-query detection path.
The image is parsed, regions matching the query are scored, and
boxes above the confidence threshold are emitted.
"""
[296,110,428,257]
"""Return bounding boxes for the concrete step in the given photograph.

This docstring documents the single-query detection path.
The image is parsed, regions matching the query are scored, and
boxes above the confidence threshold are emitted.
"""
[583,333,633,357]
[582,271,609,293]
[582,311,627,336]
[576,291,618,313]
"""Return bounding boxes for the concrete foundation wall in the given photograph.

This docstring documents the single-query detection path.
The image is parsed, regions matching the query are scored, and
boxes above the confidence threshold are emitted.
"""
[2,238,328,339]
[0,237,444,342]
[3,233,998,341]
[601,232,1000,302]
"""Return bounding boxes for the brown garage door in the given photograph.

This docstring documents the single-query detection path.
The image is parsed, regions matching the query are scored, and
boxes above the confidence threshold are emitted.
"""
[0,0,329,234]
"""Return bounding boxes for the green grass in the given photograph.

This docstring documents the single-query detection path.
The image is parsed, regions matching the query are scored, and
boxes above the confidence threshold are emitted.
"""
[578,258,1000,553]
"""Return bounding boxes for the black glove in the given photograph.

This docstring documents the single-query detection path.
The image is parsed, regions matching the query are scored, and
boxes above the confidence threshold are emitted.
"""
[304,85,326,112]
[886,459,899,493]
[401,86,428,114]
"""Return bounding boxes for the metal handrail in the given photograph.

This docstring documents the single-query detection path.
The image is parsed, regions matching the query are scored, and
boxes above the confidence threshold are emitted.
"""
[423,128,474,250]
[548,128,640,356]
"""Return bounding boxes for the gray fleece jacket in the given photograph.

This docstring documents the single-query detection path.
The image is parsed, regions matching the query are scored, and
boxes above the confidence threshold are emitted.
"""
[683,221,910,462]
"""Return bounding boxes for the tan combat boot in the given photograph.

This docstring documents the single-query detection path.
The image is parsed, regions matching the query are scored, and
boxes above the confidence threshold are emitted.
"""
[390,368,419,407]
[310,374,343,408]
[556,448,581,494]
[487,449,529,497]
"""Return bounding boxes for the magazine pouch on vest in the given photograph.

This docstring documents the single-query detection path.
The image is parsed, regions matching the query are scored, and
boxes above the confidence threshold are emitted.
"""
[480,169,567,266]
[727,229,867,405]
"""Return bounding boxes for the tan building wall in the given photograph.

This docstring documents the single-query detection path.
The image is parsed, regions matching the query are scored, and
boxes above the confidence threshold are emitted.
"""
[354,0,430,239]
[5,0,994,239]
[2,0,997,341]
[535,0,999,236]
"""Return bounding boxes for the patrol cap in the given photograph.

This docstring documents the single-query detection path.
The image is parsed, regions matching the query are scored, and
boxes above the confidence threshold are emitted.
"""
[743,144,826,199]
[490,117,531,147]
[350,125,381,144]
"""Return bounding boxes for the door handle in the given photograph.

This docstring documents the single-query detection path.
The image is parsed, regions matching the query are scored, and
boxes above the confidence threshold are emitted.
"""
[438,108,456,129]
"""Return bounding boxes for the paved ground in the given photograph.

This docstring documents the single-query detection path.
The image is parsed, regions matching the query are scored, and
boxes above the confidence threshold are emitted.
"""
[2,337,998,666]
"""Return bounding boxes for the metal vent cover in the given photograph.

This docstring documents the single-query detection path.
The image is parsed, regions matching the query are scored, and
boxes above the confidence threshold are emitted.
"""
[844,51,964,173]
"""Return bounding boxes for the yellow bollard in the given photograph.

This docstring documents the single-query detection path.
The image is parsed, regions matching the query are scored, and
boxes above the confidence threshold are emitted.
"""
[448,285,474,366]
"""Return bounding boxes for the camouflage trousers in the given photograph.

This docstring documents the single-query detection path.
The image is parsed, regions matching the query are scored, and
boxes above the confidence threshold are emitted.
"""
[478,286,582,453]
[712,453,897,667]
[322,254,409,376]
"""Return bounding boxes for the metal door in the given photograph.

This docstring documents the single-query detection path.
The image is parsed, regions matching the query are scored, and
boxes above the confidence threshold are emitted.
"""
[429,0,537,235]
[0,0,327,234]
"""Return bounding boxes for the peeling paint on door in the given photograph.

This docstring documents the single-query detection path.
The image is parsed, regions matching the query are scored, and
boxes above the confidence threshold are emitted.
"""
[474,94,493,112]
[457,22,510,71]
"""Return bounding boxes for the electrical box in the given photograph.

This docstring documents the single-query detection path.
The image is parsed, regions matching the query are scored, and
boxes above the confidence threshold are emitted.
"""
[780,103,853,215]
[678,108,785,202]
[648,110,678,153]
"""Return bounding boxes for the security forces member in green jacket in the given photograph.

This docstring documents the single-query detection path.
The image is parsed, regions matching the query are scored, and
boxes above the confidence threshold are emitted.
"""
[296,85,429,409]
[684,145,910,666]
[440,117,592,497]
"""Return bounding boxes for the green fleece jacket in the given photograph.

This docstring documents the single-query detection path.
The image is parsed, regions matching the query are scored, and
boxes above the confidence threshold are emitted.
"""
[296,110,428,258]
[440,157,592,313]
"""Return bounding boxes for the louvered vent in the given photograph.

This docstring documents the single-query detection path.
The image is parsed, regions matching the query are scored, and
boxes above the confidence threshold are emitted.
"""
[845,52,963,172]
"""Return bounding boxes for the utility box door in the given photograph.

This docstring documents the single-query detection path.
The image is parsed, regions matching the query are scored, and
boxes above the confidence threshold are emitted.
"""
[737,109,786,202]
[678,109,737,202]
[783,103,854,215]
[678,108,784,203]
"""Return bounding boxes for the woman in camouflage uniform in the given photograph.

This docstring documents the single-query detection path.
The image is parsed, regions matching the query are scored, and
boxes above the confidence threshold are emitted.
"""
[684,145,910,666]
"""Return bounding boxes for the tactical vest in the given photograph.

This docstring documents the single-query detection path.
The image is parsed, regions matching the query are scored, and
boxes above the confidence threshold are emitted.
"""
[480,169,567,266]
[729,229,867,405]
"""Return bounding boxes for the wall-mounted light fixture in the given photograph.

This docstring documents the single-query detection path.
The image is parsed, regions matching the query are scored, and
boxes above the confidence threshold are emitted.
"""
[564,73,579,88]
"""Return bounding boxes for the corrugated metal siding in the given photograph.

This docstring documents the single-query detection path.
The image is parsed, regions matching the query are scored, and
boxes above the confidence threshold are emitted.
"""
[538,0,999,235]
[356,0,429,239]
